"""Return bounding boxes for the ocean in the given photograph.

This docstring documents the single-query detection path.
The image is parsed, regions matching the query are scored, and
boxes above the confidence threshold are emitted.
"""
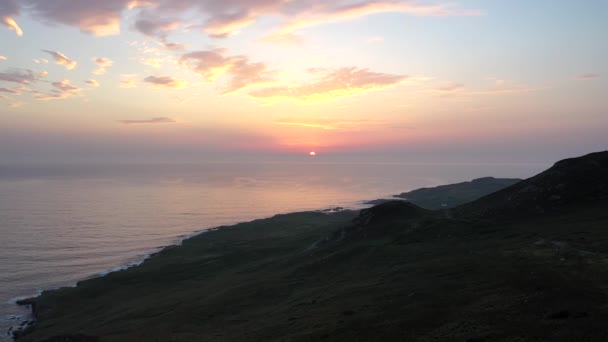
[0,161,547,339]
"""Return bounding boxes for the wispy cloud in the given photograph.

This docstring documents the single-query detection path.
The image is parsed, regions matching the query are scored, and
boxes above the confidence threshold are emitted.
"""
[0,69,42,84]
[43,50,77,70]
[118,117,176,124]
[0,87,20,94]
[33,80,82,100]
[427,81,539,97]
[0,55,7,61]
[1,14,23,36]
[250,67,418,102]
[5,0,482,42]
[577,73,600,80]
[263,1,483,43]
[367,36,384,43]
[144,76,187,89]
[275,118,387,130]
[86,79,100,87]
[181,50,273,94]
[120,74,138,88]
[92,57,113,75]
[0,0,20,34]
[429,82,465,95]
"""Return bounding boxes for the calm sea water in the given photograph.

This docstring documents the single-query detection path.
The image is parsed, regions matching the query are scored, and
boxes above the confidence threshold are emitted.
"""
[0,161,547,339]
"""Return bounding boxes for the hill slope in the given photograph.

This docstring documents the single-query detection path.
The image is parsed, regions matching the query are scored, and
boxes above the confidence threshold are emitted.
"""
[16,151,608,342]
[457,151,608,218]
[394,177,521,209]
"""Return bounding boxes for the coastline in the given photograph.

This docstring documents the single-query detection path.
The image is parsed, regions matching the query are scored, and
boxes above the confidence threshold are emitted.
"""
[8,205,359,340]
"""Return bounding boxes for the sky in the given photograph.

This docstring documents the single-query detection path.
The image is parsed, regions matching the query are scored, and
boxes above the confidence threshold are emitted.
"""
[0,0,606,164]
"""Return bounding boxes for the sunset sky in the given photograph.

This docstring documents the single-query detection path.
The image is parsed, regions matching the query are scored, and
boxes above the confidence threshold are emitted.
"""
[1,0,606,163]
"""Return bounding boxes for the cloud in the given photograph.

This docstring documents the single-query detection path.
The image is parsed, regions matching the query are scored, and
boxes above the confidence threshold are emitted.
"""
[577,73,600,80]
[23,0,128,36]
[0,69,41,84]
[141,58,165,68]
[275,118,387,130]
[258,32,306,46]
[120,74,138,88]
[430,82,465,94]
[202,12,256,38]
[0,56,7,61]
[428,81,539,97]
[43,50,78,70]
[367,36,384,43]
[143,76,187,88]
[164,42,187,50]
[181,50,273,94]
[118,117,175,124]
[33,79,82,100]
[263,1,483,43]
[1,3,23,36]
[0,87,20,94]
[92,57,113,75]
[6,0,481,42]
[134,12,181,38]
[250,67,410,101]
[86,79,100,87]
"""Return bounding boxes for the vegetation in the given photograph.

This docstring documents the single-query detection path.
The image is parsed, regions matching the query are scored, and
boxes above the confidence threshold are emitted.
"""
[17,152,608,342]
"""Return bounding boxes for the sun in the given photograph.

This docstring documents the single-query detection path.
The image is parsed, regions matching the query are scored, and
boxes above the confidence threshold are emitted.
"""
[309,151,317,156]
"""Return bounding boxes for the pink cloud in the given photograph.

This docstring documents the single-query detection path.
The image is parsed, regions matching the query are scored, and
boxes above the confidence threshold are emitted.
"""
[9,1,482,40]
[143,75,187,88]
[118,117,175,124]
[24,0,129,36]
[577,73,600,80]
[33,80,82,100]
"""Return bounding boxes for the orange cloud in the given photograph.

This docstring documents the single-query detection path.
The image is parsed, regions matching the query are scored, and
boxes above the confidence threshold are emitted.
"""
[181,50,273,94]
[120,74,138,88]
[275,118,387,130]
[33,80,82,100]
[92,57,113,75]
[250,67,413,102]
[43,50,77,70]
[1,16,22,36]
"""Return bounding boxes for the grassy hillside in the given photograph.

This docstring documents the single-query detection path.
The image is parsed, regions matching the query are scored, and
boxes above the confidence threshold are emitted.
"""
[394,177,521,209]
[16,152,608,342]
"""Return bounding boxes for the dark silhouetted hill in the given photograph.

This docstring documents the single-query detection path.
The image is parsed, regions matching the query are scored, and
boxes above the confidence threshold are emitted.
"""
[16,151,608,342]
[457,151,608,218]
[395,177,521,209]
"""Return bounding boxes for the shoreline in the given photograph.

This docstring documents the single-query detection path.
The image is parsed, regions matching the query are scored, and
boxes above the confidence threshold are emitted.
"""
[7,204,360,340]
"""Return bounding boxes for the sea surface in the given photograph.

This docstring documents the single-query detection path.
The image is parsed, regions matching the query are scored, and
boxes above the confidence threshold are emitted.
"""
[0,161,547,339]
